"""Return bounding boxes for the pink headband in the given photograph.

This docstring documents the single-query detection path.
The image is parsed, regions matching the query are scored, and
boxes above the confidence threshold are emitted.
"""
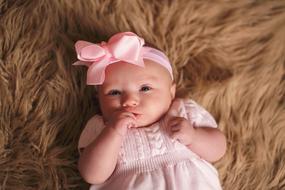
[73,32,173,85]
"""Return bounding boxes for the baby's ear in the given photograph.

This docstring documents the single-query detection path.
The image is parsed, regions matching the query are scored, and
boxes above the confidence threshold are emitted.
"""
[170,83,176,99]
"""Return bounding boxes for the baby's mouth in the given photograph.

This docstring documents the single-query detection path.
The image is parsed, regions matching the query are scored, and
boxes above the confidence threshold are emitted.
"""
[132,113,142,119]
[122,108,142,119]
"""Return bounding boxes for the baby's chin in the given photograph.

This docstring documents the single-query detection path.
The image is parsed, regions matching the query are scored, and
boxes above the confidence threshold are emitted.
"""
[135,117,162,128]
[124,111,167,128]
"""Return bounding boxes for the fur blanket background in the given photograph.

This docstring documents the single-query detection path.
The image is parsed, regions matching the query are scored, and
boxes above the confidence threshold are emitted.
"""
[1,0,285,189]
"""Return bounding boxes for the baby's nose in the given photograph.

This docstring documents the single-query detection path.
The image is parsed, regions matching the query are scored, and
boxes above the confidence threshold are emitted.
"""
[122,94,139,107]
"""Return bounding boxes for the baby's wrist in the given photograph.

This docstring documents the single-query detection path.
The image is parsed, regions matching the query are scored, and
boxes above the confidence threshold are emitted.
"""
[106,123,128,137]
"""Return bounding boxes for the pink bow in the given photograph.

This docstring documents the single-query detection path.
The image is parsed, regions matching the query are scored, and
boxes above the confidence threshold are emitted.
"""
[73,32,145,85]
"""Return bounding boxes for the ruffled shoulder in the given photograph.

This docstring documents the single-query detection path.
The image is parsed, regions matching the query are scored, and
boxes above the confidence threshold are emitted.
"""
[183,99,217,128]
[78,115,105,153]
[166,98,217,128]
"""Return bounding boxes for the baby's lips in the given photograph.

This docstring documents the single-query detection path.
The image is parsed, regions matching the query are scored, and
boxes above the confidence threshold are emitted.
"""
[131,113,138,119]
[128,111,141,120]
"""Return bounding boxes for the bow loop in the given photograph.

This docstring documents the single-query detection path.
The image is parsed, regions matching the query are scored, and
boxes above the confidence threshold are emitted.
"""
[108,32,145,62]
[75,41,106,61]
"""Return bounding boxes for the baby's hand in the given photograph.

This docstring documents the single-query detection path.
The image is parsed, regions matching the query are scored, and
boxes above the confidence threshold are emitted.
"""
[106,111,138,136]
[168,116,196,146]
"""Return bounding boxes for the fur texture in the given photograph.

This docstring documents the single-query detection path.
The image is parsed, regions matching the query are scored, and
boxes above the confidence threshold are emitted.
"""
[0,0,285,189]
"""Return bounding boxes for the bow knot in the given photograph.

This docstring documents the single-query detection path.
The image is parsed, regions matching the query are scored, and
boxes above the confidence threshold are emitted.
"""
[73,32,145,85]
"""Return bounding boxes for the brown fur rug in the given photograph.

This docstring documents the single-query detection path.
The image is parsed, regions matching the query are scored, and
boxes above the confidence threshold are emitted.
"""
[1,0,285,189]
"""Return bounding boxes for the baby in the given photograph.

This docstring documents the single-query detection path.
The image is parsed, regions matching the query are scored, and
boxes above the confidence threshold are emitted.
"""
[74,32,226,190]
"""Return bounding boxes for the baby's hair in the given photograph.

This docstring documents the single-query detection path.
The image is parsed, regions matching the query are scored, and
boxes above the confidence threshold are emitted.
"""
[144,41,161,51]
[92,86,101,114]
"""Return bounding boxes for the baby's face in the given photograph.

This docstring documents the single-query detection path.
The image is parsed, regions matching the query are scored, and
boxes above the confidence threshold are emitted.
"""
[98,60,176,127]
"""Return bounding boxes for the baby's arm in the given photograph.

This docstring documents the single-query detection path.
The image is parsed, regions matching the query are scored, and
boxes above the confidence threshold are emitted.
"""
[169,117,226,162]
[78,111,137,184]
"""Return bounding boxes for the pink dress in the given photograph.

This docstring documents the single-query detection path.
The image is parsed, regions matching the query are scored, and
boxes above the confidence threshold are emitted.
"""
[78,99,222,190]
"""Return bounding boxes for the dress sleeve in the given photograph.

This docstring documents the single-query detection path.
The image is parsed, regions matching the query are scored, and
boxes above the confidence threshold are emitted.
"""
[78,115,105,153]
[183,99,218,128]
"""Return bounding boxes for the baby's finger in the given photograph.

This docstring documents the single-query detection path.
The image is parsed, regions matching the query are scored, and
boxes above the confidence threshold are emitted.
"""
[171,131,182,141]
[127,113,137,120]
[168,117,183,127]
[171,125,181,132]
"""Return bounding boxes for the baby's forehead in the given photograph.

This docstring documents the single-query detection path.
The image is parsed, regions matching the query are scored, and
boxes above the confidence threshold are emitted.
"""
[109,60,170,78]
[103,71,160,86]
[99,62,169,88]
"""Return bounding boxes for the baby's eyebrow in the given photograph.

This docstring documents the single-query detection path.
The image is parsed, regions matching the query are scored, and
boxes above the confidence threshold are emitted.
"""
[98,85,117,94]
[104,87,120,93]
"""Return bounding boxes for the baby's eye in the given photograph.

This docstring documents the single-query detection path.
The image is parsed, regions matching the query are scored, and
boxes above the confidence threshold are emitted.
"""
[140,86,152,92]
[107,90,121,96]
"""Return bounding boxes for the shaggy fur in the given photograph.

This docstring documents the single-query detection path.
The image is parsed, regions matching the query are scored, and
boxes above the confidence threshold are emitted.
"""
[0,0,285,189]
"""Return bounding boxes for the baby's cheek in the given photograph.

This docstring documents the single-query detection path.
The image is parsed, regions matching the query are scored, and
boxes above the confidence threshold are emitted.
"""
[101,98,118,109]
[150,103,168,118]
[100,105,117,121]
